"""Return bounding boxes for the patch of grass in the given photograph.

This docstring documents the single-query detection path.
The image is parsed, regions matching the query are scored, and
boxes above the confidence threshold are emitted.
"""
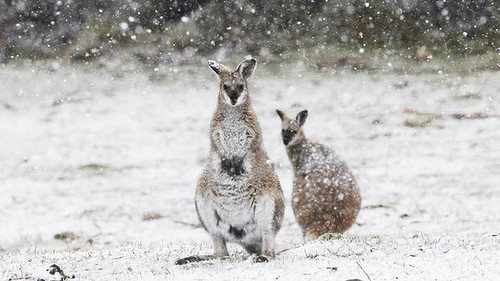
[54,232,78,242]
[77,163,139,175]
[403,116,440,128]
[79,163,109,172]
[142,212,164,221]
[318,233,342,241]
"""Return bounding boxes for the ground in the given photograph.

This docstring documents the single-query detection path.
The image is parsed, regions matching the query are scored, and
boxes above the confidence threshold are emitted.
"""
[0,61,499,280]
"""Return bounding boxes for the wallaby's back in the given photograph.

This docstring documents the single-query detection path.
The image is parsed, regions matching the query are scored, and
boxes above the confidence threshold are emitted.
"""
[290,139,361,239]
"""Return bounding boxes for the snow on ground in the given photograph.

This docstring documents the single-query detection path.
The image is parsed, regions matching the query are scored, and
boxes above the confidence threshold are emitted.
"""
[0,62,499,280]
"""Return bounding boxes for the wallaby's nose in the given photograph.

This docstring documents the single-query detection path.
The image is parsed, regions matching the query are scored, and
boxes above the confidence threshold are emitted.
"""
[282,136,292,145]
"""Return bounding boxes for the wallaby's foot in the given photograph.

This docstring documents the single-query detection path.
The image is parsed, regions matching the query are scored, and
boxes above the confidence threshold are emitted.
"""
[253,255,270,263]
[221,157,245,176]
[243,243,262,255]
[175,255,216,265]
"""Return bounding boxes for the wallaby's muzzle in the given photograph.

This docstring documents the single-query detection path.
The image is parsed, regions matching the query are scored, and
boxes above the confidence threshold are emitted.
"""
[224,83,243,105]
[282,130,294,146]
[228,92,239,105]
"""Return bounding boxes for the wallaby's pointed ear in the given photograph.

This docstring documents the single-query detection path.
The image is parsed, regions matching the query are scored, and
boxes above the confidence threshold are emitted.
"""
[276,109,286,121]
[208,60,229,76]
[237,58,257,79]
[296,110,308,126]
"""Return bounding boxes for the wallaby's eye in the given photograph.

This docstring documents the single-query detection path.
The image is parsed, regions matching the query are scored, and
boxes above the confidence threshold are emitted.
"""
[237,84,244,91]
[223,84,230,91]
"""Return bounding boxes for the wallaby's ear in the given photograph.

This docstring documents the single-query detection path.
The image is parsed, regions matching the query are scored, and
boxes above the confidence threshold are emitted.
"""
[296,110,308,126]
[276,109,286,121]
[237,58,257,79]
[208,60,229,76]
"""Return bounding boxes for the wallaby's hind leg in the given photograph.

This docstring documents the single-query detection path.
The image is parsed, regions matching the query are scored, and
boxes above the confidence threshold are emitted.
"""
[254,194,283,261]
[212,234,229,257]
[195,194,230,257]
[259,230,277,262]
[177,196,229,266]
[176,235,228,265]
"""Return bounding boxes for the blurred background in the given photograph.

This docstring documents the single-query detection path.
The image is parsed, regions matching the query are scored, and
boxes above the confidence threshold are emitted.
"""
[0,0,498,68]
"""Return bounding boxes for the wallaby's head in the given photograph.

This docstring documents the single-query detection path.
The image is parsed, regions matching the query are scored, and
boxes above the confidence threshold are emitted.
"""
[276,109,308,146]
[208,58,257,106]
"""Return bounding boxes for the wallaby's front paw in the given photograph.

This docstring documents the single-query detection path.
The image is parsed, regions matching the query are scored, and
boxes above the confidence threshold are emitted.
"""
[221,157,245,176]
[254,255,269,263]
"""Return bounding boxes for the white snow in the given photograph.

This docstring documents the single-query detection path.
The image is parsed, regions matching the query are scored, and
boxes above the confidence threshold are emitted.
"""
[0,62,499,280]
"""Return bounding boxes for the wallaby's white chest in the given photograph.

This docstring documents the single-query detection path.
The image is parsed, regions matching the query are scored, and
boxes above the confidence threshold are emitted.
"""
[219,117,249,158]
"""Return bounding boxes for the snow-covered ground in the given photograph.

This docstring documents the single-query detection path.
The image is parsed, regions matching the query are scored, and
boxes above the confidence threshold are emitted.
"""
[0,62,499,280]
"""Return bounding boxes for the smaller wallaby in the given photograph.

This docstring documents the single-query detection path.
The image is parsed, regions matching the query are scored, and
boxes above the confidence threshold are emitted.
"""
[276,109,361,240]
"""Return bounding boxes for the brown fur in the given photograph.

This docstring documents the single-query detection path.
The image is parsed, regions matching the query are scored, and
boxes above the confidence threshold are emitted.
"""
[277,110,361,240]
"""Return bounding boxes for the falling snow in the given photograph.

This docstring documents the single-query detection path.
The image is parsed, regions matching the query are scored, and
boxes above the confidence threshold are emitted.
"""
[0,0,499,280]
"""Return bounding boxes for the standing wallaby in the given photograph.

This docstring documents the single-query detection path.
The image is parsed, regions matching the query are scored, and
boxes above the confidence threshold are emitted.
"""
[276,109,361,240]
[176,59,284,265]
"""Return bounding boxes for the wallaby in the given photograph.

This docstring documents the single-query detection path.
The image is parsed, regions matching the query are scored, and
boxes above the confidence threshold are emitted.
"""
[176,59,284,265]
[276,109,361,240]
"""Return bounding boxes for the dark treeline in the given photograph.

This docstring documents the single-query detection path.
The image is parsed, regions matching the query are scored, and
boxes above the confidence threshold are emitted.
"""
[0,0,498,62]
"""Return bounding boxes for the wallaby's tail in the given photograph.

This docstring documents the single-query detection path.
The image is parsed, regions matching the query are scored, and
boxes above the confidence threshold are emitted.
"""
[175,255,217,265]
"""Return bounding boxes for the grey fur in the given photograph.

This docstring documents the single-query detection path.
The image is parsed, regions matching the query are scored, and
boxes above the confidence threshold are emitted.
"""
[180,59,284,264]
